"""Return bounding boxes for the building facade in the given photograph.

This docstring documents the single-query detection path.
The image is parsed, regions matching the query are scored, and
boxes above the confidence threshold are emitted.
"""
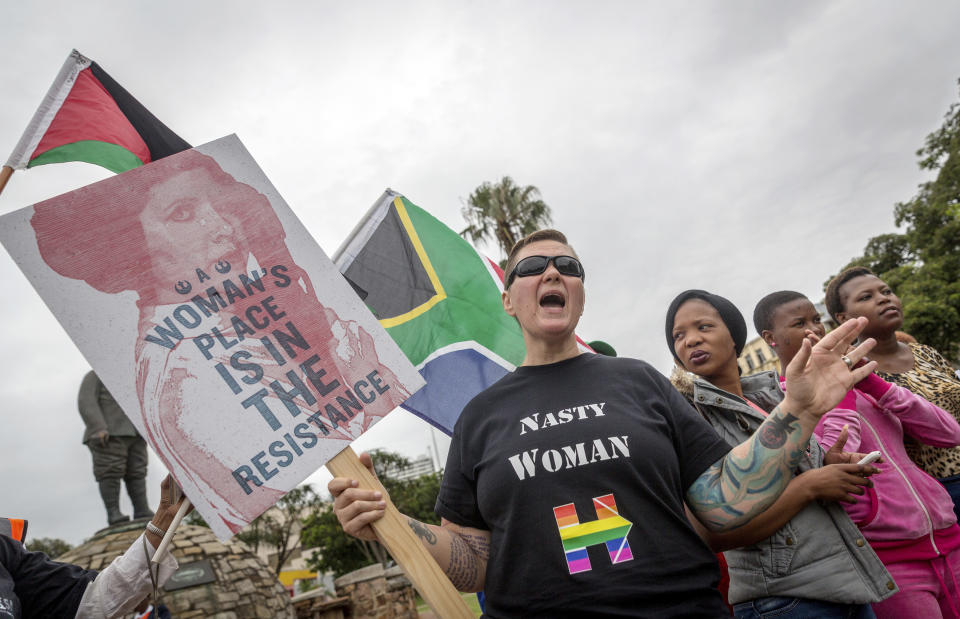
[739,336,779,376]
[380,454,436,482]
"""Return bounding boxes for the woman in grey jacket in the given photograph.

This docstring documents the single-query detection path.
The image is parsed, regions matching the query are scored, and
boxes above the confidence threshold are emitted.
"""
[666,289,896,619]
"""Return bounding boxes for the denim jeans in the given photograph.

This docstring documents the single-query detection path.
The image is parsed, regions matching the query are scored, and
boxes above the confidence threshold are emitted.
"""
[733,597,876,619]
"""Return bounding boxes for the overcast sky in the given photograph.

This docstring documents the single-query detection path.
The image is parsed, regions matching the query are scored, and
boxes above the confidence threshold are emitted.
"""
[1,1,959,546]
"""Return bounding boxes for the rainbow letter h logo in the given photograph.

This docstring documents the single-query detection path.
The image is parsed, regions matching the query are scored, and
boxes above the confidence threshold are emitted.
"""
[553,493,633,574]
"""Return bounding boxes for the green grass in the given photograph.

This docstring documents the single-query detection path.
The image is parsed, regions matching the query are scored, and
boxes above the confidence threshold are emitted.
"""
[415,592,483,616]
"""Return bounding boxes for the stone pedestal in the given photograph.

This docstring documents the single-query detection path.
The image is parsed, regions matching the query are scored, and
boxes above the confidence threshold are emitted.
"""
[58,521,294,618]
[291,590,351,619]
[333,563,418,618]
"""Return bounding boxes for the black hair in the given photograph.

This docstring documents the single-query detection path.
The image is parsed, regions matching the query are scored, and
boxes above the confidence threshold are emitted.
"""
[665,290,747,364]
[753,291,807,334]
[825,266,875,322]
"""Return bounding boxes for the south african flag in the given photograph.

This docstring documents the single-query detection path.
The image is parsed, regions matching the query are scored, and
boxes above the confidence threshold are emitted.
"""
[334,190,527,434]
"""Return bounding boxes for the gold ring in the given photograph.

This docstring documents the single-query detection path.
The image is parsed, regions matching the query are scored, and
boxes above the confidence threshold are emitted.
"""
[841,355,853,370]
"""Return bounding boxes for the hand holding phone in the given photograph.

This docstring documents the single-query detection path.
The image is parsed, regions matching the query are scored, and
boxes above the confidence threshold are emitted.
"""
[858,451,882,466]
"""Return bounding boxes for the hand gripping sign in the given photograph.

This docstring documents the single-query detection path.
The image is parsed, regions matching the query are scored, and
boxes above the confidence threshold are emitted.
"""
[0,135,472,617]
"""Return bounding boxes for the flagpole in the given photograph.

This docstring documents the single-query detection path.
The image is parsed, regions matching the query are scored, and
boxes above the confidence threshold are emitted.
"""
[327,447,474,618]
[0,166,13,198]
[331,189,399,265]
[151,497,191,564]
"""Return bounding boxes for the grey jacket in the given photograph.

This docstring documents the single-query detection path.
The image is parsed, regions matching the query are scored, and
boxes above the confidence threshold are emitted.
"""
[674,369,896,605]
[78,370,138,443]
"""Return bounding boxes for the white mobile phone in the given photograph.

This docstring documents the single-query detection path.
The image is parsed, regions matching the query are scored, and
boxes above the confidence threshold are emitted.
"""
[858,451,882,466]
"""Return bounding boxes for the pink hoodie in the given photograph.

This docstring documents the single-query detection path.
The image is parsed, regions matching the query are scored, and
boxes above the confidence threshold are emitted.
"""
[814,373,960,562]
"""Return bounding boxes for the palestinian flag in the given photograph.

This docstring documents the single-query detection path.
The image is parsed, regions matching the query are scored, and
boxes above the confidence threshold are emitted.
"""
[335,190,592,435]
[6,49,189,174]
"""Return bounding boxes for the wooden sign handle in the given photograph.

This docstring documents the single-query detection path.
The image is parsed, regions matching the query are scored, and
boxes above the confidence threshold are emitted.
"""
[326,446,474,618]
[0,166,13,198]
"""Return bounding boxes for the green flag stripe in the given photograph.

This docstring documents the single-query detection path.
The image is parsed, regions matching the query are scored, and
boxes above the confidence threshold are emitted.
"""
[27,140,144,174]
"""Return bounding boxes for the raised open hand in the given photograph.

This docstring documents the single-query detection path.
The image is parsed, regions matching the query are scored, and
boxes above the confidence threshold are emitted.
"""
[783,317,877,420]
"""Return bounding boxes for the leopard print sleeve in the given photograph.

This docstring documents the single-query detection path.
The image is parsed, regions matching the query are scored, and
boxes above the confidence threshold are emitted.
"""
[921,344,960,381]
[878,344,960,478]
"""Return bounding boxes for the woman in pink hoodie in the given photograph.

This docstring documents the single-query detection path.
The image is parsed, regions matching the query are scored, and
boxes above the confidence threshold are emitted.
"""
[755,290,960,618]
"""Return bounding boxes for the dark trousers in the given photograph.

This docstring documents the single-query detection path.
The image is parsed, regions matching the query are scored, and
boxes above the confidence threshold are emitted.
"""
[88,436,148,481]
[938,473,960,522]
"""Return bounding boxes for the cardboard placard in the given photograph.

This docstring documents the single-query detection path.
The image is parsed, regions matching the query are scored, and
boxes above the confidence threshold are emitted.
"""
[0,135,425,540]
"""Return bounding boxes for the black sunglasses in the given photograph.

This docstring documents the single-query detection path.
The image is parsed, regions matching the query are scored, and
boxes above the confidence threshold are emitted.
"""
[505,255,585,288]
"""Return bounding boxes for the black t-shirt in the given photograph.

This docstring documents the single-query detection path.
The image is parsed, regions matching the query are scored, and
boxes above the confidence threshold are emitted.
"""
[436,354,732,618]
[0,534,96,619]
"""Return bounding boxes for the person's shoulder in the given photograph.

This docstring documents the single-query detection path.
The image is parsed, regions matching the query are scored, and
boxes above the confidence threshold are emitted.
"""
[78,371,101,400]
[0,533,25,564]
[581,352,655,371]
[740,369,784,398]
[454,370,521,427]
[579,355,679,401]
[585,354,664,381]
[912,343,952,367]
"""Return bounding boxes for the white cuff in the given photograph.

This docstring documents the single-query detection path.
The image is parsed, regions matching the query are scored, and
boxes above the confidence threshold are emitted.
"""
[75,533,179,619]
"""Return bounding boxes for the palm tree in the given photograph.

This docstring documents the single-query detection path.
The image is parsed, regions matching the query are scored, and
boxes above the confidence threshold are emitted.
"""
[460,176,553,260]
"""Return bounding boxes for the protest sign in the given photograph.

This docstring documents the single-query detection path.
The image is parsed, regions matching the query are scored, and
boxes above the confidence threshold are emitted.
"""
[0,135,426,541]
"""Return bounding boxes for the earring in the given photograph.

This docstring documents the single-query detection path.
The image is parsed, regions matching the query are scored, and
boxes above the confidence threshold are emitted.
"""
[770,342,776,347]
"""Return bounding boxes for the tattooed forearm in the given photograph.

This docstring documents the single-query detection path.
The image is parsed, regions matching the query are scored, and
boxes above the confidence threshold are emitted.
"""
[687,405,811,532]
[458,531,491,562]
[758,412,799,448]
[407,518,438,545]
[446,533,482,591]
[434,520,490,591]
[404,519,489,591]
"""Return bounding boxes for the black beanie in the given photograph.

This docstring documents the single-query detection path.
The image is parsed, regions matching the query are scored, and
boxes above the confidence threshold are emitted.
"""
[665,290,747,363]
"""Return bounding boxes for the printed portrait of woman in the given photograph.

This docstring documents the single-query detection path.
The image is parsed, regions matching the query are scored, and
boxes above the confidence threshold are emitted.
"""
[30,148,411,536]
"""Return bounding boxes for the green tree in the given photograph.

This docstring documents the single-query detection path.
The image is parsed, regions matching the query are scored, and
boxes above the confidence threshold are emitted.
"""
[181,485,324,576]
[301,506,389,577]
[242,484,321,575]
[301,450,442,578]
[460,176,552,262]
[184,509,209,528]
[188,484,322,575]
[28,537,73,558]
[832,79,960,361]
[234,511,273,555]
[367,449,442,525]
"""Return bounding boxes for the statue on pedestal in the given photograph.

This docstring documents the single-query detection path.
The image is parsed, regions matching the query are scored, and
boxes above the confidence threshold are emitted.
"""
[78,370,152,525]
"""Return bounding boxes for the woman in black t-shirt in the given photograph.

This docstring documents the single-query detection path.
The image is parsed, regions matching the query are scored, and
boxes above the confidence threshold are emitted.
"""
[330,229,880,617]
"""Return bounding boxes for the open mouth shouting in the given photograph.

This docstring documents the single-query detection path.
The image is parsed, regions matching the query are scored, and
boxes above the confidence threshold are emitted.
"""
[539,290,567,311]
